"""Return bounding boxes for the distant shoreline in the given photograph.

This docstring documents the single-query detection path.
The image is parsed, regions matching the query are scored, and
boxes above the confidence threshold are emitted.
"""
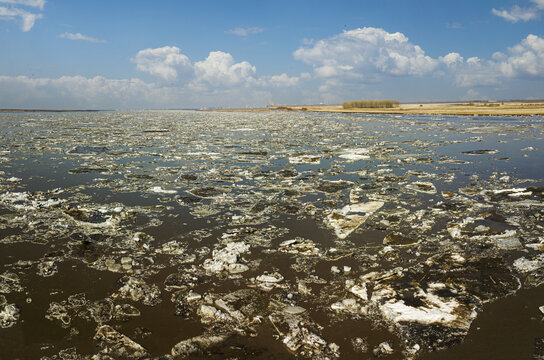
[3,100,544,116]
[218,101,544,116]
[197,108,269,113]
[0,109,109,113]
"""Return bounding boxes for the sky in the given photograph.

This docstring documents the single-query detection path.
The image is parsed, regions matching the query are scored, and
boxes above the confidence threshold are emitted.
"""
[0,0,543,109]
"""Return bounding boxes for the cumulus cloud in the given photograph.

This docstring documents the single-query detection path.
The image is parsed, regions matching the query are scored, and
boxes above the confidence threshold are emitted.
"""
[496,34,544,78]
[132,46,192,82]
[0,5,42,31]
[492,1,544,23]
[226,26,263,36]
[133,46,301,94]
[261,73,300,87]
[440,52,464,68]
[293,27,438,79]
[442,34,544,87]
[0,43,306,109]
[192,51,257,89]
[7,28,542,109]
[2,32,543,109]
[452,57,502,87]
[293,26,544,92]
[58,32,106,43]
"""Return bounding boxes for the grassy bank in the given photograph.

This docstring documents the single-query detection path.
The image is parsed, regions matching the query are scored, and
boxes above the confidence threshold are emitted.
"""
[267,101,544,116]
[343,100,400,109]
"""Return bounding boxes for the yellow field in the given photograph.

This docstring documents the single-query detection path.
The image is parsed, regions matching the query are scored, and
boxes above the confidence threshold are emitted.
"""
[267,101,544,116]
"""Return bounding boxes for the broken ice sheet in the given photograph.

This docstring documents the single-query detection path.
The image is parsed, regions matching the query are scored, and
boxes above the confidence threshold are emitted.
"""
[94,325,148,358]
[1,110,544,359]
[202,242,250,275]
[325,201,384,239]
[279,238,320,256]
[255,272,285,291]
[406,181,437,194]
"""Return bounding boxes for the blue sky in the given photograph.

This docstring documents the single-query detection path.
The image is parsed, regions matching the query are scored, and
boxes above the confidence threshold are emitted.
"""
[1,0,543,109]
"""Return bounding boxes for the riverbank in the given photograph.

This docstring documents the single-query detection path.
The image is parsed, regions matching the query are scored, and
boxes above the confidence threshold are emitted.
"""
[199,101,544,116]
[268,101,544,116]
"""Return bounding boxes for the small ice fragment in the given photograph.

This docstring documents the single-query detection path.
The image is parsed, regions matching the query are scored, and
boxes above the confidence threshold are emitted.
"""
[149,186,177,194]
[461,149,499,155]
[288,155,321,164]
[406,181,437,194]
[346,201,384,214]
[0,304,20,328]
[186,292,202,302]
[373,341,394,356]
[283,305,306,315]
[339,148,371,162]
[350,284,368,301]
[256,273,284,283]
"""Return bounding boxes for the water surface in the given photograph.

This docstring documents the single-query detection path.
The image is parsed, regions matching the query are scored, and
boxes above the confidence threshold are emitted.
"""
[1,110,543,359]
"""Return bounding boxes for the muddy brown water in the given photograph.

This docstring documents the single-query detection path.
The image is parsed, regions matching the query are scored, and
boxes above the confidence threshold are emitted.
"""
[0,111,543,359]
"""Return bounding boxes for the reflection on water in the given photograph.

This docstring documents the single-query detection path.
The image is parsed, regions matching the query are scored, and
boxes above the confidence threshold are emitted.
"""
[0,110,543,359]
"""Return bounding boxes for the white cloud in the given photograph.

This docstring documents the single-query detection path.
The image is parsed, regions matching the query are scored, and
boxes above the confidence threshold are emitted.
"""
[133,46,300,93]
[0,5,42,31]
[261,73,299,87]
[4,30,542,109]
[0,0,45,9]
[192,51,256,89]
[132,46,192,82]
[293,27,438,79]
[492,5,540,22]
[453,59,502,87]
[497,34,544,77]
[439,52,464,68]
[492,1,544,23]
[0,75,174,109]
[442,34,544,87]
[226,27,263,36]
[0,74,280,109]
[293,27,544,91]
[58,32,106,43]
[0,44,305,109]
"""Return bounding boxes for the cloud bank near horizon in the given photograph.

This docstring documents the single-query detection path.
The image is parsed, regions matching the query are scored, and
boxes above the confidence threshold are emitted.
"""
[1,27,543,109]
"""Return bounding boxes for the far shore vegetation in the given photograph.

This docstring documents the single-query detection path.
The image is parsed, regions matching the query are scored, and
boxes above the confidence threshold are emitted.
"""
[264,100,544,116]
[342,100,400,109]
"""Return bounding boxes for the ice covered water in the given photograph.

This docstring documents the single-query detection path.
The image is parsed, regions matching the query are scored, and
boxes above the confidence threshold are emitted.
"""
[0,110,543,359]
